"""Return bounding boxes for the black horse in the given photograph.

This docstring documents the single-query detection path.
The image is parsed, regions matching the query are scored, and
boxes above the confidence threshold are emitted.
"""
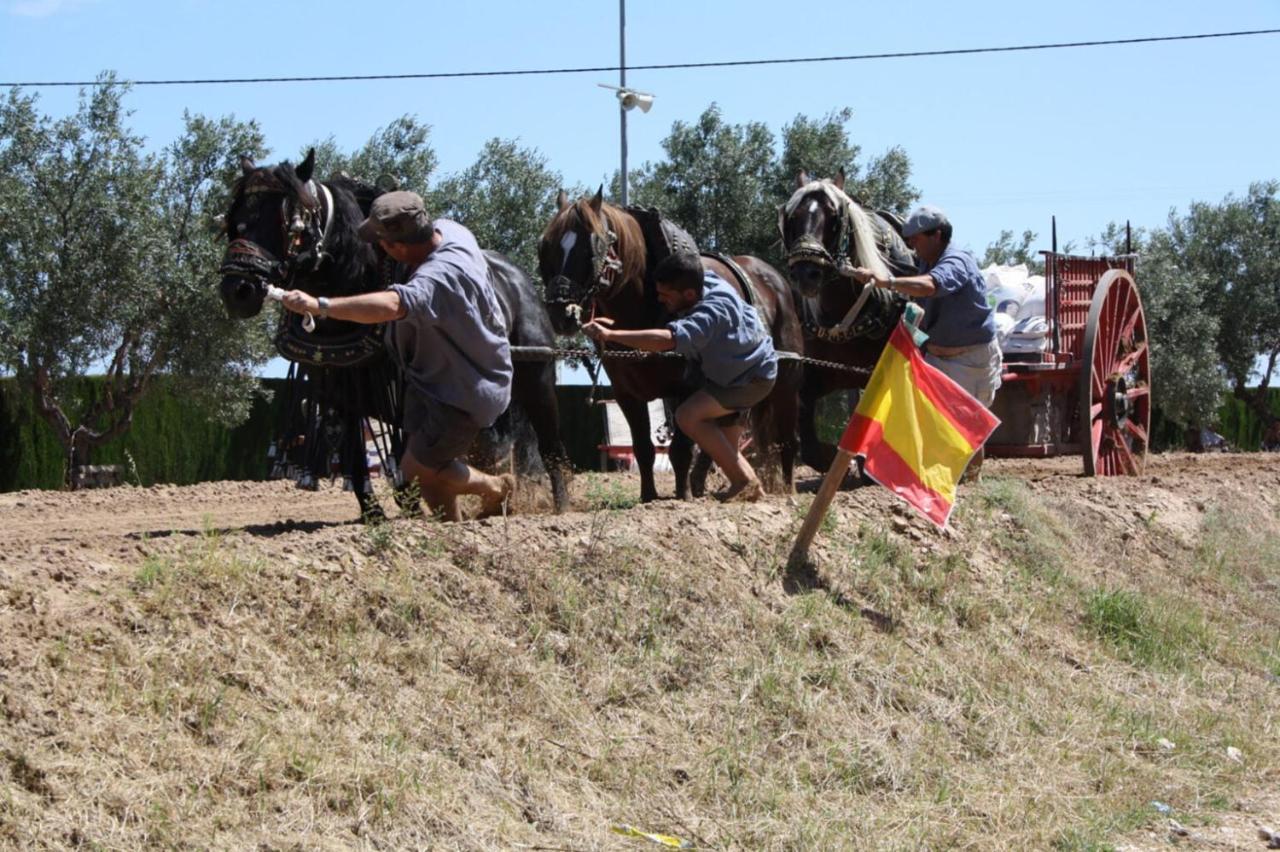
[779,170,917,470]
[218,149,571,517]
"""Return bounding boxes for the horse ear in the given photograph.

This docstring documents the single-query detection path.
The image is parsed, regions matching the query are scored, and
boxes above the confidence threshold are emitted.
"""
[795,171,810,189]
[590,185,604,213]
[240,155,256,176]
[556,189,569,212]
[296,148,316,183]
[834,168,846,191]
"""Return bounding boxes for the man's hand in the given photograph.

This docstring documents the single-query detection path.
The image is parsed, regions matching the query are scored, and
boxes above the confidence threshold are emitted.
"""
[850,267,890,288]
[280,290,320,316]
[581,316,615,343]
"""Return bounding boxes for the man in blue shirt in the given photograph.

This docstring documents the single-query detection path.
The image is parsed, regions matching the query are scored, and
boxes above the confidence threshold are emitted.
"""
[280,191,514,520]
[851,205,1002,478]
[581,253,778,503]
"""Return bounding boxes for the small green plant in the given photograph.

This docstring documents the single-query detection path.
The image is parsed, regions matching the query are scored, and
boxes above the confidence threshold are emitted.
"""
[364,519,395,555]
[123,448,144,487]
[584,476,639,511]
[135,554,171,589]
[1084,588,1212,669]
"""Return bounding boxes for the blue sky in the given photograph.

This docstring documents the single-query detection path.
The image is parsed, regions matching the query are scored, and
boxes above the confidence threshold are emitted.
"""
[3,0,1277,381]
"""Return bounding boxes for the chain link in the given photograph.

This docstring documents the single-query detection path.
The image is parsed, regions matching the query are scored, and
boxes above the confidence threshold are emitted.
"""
[509,345,873,376]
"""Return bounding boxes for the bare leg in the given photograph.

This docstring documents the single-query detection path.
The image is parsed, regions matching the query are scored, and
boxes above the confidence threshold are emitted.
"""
[401,451,512,521]
[675,392,758,489]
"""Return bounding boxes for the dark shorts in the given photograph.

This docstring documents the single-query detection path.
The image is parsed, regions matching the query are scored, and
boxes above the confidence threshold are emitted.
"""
[403,392,481,470]
[706,376,775,426]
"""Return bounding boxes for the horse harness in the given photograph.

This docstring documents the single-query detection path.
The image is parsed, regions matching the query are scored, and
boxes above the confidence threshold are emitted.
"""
[219,173,337,288]
[780,182,905,343]
[220,173,391,368]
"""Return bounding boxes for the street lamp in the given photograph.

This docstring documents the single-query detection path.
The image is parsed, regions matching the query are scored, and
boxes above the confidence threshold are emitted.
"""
[598,0,654,207]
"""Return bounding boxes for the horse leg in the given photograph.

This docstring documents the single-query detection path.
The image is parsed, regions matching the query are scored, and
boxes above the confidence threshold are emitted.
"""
[670,420,695,500]
[688,442,713,498]
[798,369,838,472]
[774,387,799,494]
[616,395,658,502]
[513,361,572,513]
[347,414,385,523]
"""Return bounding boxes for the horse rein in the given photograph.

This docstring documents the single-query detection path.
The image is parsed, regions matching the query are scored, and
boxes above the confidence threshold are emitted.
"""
[219,178,338,335]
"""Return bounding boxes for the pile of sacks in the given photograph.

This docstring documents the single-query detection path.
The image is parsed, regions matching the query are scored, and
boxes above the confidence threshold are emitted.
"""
[984,262,1050,356]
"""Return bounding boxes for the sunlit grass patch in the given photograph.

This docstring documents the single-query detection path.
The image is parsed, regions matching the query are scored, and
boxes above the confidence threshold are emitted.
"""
[1084,588,1213,670]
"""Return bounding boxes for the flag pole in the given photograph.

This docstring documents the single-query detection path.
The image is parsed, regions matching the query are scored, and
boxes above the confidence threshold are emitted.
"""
[788,448,856,568]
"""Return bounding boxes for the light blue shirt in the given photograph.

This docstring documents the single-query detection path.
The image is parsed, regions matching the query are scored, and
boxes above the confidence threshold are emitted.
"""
[919,246,997,348]
[667,272,777,388]
[388,220,512,426]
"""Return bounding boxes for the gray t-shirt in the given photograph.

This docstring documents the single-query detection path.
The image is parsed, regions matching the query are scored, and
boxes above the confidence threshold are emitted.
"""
[387,220,512,427]
[667,272,778,388]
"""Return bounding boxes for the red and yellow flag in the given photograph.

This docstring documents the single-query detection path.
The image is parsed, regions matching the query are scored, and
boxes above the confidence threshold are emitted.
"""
[839,322,1000,528]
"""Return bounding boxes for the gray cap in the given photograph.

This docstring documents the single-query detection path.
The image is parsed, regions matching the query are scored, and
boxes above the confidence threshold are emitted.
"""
[357,190,432,243]
[902,205,950,238]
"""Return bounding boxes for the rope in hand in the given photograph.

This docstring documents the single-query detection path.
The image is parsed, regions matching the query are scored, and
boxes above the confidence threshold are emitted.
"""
[265,284,316,333]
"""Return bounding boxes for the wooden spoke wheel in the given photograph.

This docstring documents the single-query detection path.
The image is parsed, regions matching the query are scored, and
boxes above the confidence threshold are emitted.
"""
[1078,269,1151,476]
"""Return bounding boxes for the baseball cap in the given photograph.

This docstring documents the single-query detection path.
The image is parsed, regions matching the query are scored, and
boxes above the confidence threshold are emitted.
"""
[357,191,432,243]
[902,205,950,238]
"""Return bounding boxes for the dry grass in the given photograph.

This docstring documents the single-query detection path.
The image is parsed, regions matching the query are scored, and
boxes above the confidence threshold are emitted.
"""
[1,471,1278,849]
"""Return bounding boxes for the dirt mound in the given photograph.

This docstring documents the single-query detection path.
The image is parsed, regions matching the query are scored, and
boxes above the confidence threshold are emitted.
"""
[1,454,1278,848]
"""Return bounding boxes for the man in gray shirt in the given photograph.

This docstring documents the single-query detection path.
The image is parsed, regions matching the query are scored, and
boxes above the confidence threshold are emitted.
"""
[582,253,777,503]
[280,191,513,520]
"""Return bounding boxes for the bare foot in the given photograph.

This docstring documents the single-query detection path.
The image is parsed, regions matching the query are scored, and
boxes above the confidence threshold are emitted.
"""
[478,473,516,518]
[716,478,763,504]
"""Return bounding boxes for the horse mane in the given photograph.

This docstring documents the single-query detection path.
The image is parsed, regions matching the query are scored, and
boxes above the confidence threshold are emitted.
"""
[782,180,891,280]
[320,179,380,292]
[541,196,647,293]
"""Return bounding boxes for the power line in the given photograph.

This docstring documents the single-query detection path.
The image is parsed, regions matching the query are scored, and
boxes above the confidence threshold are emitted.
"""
[3,28,1278,88]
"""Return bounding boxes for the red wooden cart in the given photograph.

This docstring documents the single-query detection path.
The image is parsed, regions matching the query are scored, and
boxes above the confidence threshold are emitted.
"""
[986,245,1151,475]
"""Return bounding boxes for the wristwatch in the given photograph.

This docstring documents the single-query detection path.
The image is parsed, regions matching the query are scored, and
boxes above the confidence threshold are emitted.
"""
[316,296,331,319]
[886,274,897,291]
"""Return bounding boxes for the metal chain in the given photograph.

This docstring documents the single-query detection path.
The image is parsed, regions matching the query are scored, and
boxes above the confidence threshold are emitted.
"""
[509,345,873,376]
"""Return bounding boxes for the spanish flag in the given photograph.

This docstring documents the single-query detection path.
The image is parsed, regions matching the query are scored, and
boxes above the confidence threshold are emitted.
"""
[839,321,1000,528]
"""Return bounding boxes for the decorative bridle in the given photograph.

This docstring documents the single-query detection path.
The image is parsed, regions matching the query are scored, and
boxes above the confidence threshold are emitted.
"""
[218,172,336,289]
[545,219,623,325]
[779,181,862,279]
[780,181,903,343]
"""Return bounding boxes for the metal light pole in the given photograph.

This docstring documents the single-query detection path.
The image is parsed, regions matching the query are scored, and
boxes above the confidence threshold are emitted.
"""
[599,1,652,204]
[618,0,628,206]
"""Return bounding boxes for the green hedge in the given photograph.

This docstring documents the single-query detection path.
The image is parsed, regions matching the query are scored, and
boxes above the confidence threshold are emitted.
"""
[0,377,612,492]
[0,377,290,491]
[4,376,1274,492]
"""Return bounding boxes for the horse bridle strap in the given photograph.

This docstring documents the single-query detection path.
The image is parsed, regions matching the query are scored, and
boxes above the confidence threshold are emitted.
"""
[220,238,287,282]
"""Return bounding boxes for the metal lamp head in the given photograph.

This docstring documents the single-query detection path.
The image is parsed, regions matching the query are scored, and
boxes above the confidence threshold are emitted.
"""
[619,90,654,113]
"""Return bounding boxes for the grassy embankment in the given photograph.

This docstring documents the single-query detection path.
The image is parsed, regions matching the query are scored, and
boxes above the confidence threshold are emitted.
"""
[2,473,1277,849]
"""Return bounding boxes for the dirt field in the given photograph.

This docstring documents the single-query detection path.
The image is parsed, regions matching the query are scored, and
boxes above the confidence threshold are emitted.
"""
[1,453,1278,849]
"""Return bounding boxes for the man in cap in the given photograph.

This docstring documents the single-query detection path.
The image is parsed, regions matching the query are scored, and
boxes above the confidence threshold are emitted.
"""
[581,252,778,503]
[279,190,514,520]
[849,205,1001,479]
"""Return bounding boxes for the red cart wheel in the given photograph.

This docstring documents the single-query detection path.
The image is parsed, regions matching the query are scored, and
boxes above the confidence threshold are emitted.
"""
[1079,269,1151,476]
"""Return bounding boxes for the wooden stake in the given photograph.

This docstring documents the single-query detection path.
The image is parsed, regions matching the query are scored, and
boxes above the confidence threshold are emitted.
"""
[788,448,855,568]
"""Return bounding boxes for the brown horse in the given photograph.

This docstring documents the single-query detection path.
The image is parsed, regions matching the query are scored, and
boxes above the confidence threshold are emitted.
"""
[779,171,918,470]
[539,188,803,501]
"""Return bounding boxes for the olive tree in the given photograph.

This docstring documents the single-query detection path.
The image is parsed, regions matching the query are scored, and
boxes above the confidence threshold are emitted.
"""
[0,77,270,484]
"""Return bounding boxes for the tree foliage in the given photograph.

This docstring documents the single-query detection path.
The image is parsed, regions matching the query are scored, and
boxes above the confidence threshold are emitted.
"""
[430,137,567,275]
[628,104,919,262]
[1167,182,1280,417]
[982,229,1042,272]
[307,115,438,194]
[1092,222,1225,434]
[0,77,271,481]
